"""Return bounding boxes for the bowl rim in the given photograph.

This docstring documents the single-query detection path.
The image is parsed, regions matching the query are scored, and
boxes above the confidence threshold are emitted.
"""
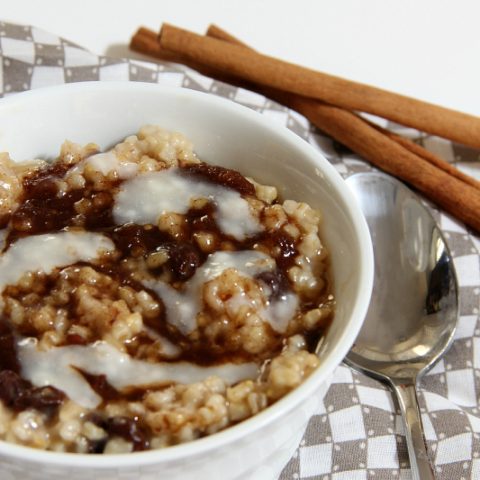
[0,81,374,467]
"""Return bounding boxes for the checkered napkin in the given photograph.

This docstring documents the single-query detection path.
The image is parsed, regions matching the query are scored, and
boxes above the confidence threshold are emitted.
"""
[1,20,480,480]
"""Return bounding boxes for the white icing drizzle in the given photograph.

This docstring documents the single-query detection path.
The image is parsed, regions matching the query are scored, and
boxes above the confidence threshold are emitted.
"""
[70,151,138,180]
[17,339,259,409]
[145,250,298,335]
[0,231,115,293]
[262,292,299,333]
[113,168,262,240]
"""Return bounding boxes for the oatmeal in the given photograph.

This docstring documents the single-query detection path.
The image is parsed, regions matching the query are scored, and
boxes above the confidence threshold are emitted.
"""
[0,126,334,453]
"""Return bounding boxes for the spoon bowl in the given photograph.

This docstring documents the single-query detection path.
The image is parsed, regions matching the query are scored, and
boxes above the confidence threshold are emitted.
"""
[345,172,458,479]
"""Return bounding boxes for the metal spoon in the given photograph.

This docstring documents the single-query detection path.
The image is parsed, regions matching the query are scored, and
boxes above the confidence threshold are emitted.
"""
[344,172,458,480]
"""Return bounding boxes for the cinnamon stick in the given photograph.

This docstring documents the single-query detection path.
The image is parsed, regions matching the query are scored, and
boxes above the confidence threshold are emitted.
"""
[130,27,178,62]
[130,27,249,87]
[206,24,248,46]
[285,96,480,231]
[130,27,217,76]
[159,23,480,150]
[205,24,480,193]
[377,128,480,191]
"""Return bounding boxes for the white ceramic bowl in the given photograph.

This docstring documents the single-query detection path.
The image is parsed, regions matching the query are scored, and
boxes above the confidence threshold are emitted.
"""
[0,82,373,480]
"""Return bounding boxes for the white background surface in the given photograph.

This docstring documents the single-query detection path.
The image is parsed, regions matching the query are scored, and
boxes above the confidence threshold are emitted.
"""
[2,0,480,115]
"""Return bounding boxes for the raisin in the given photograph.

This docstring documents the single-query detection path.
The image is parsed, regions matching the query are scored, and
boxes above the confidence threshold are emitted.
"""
[26,178,59,200]
[112,224,170,257]
[86,414,150,452]
[168,243,200,281]
[15,385,66,413]
[23,162,72,194]
[182,162,255,196]
[0,370,30,407]
[272,231,297,269]
[0,370,65,414]
[106,416,149,451]
[0,326,21,373]
[256,269,291,299]
[87,438,108,454]
[10,189,83,234]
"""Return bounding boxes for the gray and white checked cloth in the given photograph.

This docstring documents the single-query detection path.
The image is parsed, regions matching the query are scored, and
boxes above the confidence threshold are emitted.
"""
[1,20,480,480]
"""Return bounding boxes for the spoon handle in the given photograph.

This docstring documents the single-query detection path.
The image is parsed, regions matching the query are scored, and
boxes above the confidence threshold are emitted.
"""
[391,380,435,480]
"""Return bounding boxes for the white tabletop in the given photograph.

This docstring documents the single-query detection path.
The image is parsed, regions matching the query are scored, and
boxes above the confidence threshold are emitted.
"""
[3,0,480,116]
